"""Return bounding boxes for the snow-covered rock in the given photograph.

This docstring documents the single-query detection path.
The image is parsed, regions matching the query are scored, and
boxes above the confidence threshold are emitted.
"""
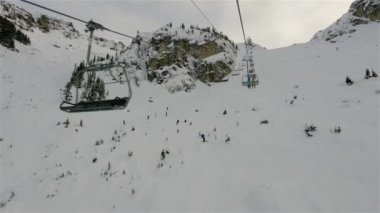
[119,24,237,93]
[311,0,379,43]
[0,0,34,31]
[0,1,123,49]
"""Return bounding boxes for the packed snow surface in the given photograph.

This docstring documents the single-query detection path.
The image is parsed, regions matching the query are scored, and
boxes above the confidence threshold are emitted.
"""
[1,14,380,213]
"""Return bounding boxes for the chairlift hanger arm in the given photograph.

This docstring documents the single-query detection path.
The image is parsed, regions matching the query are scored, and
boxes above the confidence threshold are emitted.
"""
[235,0,249,58]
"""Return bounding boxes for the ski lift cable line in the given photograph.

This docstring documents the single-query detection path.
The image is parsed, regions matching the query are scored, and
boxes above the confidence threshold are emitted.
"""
[19,0,148,43]
[190,0,215,28]
[235,0,249,58]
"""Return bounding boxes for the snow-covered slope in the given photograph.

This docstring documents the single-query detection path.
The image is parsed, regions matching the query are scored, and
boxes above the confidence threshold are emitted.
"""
[1,0,379,212]
[311,0,379,43]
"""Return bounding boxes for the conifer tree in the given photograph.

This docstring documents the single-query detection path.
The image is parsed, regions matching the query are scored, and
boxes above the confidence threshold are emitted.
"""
[63,82,72,101]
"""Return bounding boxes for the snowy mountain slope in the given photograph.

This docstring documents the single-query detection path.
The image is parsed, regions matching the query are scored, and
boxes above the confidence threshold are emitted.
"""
[1,1,380,212]
[311,0,379,43]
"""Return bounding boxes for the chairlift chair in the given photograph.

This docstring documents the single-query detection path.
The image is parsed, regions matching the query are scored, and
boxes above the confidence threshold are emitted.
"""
[242,74,251,86]
[60,96,129,113]
[60,63,132,113]
[242,73,258,88]
[60,21,132,113]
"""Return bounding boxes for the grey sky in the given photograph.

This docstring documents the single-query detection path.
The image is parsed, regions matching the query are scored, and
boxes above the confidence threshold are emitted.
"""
[13,0,353,49]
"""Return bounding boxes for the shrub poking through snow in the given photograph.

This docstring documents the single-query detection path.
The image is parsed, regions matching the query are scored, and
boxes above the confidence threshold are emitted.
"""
[305,124,317,137]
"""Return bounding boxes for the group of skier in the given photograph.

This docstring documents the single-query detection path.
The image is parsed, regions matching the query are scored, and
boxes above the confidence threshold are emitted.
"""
[345,69,377,86]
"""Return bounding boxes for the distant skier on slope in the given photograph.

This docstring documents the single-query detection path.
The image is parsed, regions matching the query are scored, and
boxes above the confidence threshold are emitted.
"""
[199,133,206,142]
[365,69,371,79]
[372,70,378,78]
[345,76,354,86]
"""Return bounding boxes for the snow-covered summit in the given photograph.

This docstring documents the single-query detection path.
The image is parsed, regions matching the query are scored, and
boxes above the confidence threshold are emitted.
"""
[311,0,379,43]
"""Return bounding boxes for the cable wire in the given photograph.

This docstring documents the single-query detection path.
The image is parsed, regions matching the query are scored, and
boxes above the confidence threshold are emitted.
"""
[235,0,249,58]
[20,0,87,24]
[19,0,147,43]
[190,0,214,28]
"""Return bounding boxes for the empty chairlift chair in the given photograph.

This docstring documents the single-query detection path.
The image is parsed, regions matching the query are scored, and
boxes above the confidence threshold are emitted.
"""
[60,21,132,113]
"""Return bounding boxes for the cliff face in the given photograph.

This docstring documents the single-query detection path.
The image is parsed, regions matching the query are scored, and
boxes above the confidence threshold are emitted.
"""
[120,24,237,93]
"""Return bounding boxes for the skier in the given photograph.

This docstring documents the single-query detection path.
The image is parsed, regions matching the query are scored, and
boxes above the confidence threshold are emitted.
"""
[201,133,206,142]
[345,76,354,86]
[225,135,231,143]
[365,69,371,79]
[372,70,378,78]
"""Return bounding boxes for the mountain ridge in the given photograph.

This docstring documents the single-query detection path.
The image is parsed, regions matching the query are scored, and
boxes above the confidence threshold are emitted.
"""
[311,0,379,43]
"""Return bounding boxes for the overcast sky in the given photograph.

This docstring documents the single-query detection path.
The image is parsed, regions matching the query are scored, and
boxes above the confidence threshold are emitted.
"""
[13,0,354,49]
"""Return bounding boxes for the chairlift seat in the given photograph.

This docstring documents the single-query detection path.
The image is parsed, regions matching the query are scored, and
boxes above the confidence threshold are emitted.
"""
[60,97,129,113]
[242,73,257,86]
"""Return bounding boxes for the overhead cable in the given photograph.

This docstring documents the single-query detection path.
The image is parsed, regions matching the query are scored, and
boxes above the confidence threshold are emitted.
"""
[19,0,146,43]
[190,0,214,28]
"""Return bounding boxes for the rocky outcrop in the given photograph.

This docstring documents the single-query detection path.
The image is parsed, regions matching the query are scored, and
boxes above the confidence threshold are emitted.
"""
[350,0,380,22]
[0,0,79,40]
[120,24,236,93]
